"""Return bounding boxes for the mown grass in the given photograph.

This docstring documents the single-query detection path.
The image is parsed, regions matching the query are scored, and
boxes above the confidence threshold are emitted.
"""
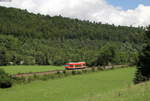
[0,67,136,101]
[0,65,64,74]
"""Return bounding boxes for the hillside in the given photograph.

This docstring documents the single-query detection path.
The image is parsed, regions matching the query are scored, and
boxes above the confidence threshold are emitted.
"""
[0,6,145,66]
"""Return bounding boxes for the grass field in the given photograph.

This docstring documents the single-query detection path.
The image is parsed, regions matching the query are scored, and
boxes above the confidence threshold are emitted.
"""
[85,81,150,101]
[0,67,140,101]
[0,65,64,74]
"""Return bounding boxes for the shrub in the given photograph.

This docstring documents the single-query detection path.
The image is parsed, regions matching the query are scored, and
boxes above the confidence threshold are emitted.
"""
[134,69,148,84]
[72,70,77,75]
[82,69,87,73]
[97,67,104,71]
[63,70,66,74]
[63,70,71,76]
[57,71,61,75]
[77,70,83,74]
[91,67,97,72]
[0,69,12,88]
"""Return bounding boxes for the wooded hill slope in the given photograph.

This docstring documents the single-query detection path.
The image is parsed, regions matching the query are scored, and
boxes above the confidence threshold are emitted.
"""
[0,6,145,66]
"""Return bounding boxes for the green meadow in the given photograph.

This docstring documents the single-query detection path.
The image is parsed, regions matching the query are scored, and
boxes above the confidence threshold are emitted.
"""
[0,67,142,101]
[0,65,64,74]
[89,82,150,101]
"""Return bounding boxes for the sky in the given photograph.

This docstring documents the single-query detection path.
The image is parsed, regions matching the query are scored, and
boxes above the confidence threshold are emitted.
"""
[107,0,150,10]
[0,0,150,27]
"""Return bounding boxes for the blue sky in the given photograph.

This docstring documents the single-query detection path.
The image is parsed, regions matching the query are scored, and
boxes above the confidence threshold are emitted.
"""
[106,0,150,10]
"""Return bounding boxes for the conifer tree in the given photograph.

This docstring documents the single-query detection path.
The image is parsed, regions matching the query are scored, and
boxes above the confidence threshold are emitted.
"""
[134,26,150,84]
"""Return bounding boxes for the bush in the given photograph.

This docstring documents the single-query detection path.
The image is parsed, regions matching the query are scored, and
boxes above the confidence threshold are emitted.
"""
[92,67,97,72]
[134,68,150,84]
[63,70,66,74]
[0,69,12,88]
[82,69,87,73]
[72,70,77,75]
[97,67,104,71]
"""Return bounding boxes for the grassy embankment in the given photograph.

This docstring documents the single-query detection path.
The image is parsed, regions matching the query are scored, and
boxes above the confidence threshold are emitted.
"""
[82,81,150,101]
[0,65,64,74]
[0,67,143,101]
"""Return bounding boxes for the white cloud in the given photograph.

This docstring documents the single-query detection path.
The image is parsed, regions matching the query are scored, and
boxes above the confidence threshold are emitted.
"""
[0,0,150,27]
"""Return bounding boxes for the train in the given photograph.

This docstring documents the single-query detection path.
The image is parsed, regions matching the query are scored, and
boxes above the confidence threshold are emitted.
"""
[64,62,86,70]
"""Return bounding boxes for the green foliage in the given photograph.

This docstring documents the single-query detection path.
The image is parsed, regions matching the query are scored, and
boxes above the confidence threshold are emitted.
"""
[134,26,150,84]
[71,70,77,75]
[0,49,7,66]
[0,6,144,66]
[93,43,117,66]
[0,69,12,88]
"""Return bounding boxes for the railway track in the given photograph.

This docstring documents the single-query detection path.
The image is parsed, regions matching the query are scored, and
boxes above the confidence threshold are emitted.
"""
[14,70,64,77]
[13,65,128,77]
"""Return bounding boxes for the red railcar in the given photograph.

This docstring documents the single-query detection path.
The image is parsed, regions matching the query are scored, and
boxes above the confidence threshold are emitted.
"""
[64,62,86,70]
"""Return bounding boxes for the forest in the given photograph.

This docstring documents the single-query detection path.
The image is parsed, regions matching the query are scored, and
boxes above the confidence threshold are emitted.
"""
[0,6,145,66]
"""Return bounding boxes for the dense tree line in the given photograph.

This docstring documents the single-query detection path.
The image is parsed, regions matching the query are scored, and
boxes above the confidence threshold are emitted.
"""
[0,6,145,66]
